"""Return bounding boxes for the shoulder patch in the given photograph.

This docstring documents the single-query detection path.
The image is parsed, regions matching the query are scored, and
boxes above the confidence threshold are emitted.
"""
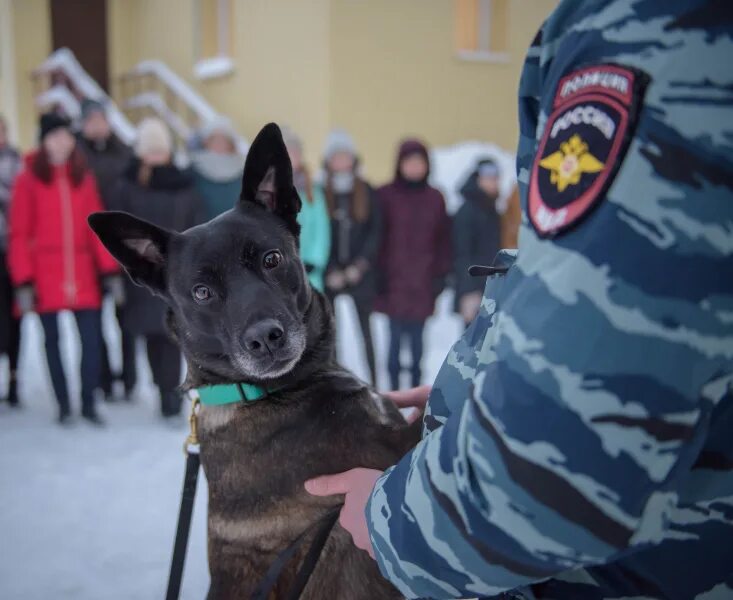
[529,64,649,237]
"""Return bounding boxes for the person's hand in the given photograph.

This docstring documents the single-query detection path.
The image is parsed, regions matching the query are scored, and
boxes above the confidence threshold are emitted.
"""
[459,291,482,323]
[15,285,35,315]
[326,269,346,292]
[344,264,362,286]
[305,468,383,558]
[103,275,126,306]
[384,385,431,424]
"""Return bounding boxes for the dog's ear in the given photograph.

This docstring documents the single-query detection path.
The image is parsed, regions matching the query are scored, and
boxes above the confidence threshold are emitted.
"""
[239,123,301,236]
[88,211,173,296]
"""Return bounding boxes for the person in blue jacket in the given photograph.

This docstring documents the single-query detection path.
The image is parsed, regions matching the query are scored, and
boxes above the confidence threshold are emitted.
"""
[190,117,244,220]
[305,1,733,598]
[282,127,331,292]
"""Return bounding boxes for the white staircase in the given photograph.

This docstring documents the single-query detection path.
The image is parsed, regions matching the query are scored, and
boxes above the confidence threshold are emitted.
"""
[32,48,248,156]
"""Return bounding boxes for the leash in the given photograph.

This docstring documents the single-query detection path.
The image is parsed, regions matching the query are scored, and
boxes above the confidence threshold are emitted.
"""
[165,395,340,600]
[165,398,202,600]
[250,508,340,600]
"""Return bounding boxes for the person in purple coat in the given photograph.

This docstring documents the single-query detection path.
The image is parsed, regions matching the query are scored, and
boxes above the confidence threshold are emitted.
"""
[375,139,451,389]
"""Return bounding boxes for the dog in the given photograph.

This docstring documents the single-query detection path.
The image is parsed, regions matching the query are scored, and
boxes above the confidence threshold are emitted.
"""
[89,123,419,599]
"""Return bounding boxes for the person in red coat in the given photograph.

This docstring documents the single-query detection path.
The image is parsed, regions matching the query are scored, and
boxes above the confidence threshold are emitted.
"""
[375,139,451,390]
[8,113,120,425]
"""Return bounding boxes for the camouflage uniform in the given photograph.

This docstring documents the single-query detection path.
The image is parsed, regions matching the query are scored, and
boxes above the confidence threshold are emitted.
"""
[366,1,733,598]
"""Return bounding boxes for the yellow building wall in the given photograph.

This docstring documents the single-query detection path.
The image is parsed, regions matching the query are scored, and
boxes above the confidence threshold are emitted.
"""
[7,0,51,150]
[7,0,557,175]
[198,0,331,172]
[329,0,556,182]
[107,0,331,173]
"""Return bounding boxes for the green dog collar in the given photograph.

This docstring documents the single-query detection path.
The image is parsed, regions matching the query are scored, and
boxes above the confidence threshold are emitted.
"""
[197,383,268,406]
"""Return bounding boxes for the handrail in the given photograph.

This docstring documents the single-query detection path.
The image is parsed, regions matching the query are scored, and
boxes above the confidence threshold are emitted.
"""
[33,48,136,144]
[119,60,249,155]
[132,60,217,123]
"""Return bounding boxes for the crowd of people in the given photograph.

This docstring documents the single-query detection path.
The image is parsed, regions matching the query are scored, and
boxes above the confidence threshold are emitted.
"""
[0,105,508,426]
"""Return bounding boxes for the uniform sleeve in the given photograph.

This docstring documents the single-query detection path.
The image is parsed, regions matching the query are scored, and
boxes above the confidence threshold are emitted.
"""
[366,19,732,600]
[8,171,37,286]
[85,177,120,275]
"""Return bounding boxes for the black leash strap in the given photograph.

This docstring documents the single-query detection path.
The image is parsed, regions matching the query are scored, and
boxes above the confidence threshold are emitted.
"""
[165,448,200,600]
[251,508,340,600]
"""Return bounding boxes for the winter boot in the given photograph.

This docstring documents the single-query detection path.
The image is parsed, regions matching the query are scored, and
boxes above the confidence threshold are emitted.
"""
[161,390,183,417]
[7,372,19,407]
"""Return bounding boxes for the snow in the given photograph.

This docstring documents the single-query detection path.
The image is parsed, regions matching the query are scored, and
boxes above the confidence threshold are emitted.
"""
[193,56,236,81]
[0,292,463,599]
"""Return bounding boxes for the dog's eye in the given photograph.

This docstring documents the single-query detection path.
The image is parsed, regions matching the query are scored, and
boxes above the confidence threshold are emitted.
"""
[263,250,282,270]
[192,285,213,303]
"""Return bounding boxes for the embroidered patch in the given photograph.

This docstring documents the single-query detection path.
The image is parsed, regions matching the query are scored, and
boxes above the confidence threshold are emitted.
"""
[529,64,649,237]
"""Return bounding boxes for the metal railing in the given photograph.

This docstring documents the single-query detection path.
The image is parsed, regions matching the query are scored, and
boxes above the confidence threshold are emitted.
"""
[117,60,248,155]
[32,48,136,144]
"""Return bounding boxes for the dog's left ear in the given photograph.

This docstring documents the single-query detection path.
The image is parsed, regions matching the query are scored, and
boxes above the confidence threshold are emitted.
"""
[88,211,173,297]
[239,123,301,236]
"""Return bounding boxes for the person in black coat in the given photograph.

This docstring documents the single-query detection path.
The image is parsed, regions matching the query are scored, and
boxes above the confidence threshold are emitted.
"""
[109,118,206,417]
[453,158,502,326]
[321,129,382,385]
[0,114,22,407]
[76,99,134,400]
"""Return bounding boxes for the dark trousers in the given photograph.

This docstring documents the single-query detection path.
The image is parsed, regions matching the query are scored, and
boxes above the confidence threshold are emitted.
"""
[387,317,425,390]
[100,306,137,394]
[0,255,21,403]
[327,290,377,385]
[40,309,102,415]
[145,333,182,415]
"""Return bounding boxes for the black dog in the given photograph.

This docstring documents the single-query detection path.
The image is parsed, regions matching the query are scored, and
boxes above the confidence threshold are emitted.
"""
[89,124,417,599]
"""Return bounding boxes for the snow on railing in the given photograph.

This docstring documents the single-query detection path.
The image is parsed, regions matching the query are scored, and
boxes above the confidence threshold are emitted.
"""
[127,60,249,155]
[35,86,81,119]
[34,48,136,144]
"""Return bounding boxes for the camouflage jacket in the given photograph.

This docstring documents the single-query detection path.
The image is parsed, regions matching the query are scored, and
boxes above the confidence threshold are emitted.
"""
[366,1,733,598]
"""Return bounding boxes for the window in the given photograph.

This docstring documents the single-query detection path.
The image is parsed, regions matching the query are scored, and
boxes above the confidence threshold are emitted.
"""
[193,0,234,80]
[455,0,510,62]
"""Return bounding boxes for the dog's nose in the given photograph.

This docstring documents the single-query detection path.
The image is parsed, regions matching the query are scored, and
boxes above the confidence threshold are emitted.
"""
[241,319,285,356]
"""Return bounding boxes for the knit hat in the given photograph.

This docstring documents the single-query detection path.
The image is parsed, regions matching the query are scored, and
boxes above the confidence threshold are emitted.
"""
[198,116,238,148]
[134,117,173,157]
[80,99,106,122]
[322,128,357,162]
[477,158,500,179]
[39,112,71,142]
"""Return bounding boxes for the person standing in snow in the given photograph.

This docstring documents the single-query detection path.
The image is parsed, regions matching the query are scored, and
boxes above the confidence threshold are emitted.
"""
[76,99,133,401]
[375,139,451,390]
[190,117,244,220]
[282,127,331,292]
[321,129,381,385]
[108,118,206,418]
[8,113,120,425]
[0,115,22,407]
[452,158,503,326]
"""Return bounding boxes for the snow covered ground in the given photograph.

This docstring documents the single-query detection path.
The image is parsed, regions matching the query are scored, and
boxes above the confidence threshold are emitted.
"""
[0,293,463,599]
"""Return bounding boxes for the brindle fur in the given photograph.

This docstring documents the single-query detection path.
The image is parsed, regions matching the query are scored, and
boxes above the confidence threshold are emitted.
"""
[89,124,419,599]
